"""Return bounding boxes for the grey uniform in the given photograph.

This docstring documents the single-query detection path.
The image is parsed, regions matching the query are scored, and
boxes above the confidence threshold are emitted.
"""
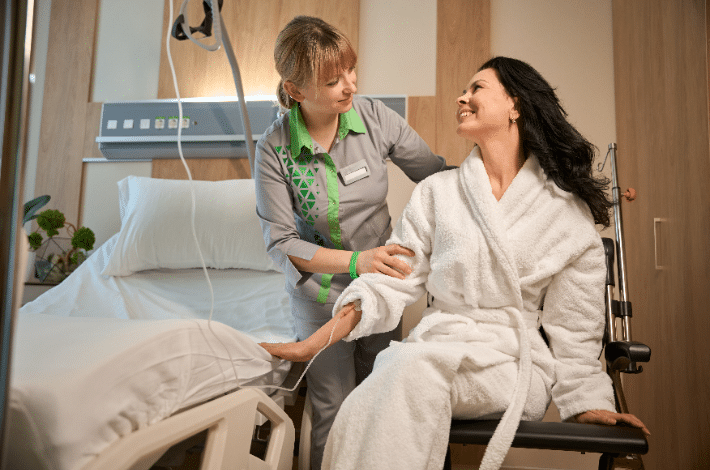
[254,95,448,469]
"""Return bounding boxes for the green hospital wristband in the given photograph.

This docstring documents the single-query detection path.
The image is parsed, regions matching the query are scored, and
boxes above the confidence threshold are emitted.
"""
[349,251,361,279]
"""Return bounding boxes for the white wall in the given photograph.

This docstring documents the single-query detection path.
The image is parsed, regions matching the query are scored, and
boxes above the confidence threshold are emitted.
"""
[81,0,163,246]
[358,0,437,96]
[92,0,163,102]
[359,0,437,338]
[491,0,617,162]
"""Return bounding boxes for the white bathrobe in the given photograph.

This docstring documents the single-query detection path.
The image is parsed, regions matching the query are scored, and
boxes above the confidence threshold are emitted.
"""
[322,147,616,470]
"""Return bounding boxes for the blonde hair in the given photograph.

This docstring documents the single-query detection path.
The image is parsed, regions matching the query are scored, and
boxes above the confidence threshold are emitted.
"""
[274,16,357,109]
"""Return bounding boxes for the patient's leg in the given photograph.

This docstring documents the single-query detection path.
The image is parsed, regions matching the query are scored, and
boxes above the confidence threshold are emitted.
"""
[322,342,549,470]
[322,342,466,470]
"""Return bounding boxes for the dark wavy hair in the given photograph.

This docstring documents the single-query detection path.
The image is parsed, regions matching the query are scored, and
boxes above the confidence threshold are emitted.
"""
[478,57,612,227]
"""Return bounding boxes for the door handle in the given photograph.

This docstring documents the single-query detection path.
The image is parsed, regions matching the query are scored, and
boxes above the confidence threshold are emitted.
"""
[653,218,668,270]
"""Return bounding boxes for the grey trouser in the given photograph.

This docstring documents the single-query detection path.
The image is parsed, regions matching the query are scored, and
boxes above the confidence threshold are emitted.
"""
[290,295,396,470]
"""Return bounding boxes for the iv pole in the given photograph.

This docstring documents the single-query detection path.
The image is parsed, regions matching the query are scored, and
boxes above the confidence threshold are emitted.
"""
[608,143,635,341]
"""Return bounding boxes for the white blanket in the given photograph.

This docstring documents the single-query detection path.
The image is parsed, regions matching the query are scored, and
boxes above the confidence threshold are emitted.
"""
[327,148,616,470]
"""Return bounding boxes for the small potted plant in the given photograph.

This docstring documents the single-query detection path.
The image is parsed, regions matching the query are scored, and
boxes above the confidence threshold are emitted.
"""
[25,196,96,284]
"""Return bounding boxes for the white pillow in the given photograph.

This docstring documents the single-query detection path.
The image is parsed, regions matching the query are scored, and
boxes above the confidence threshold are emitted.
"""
[101,176,278,276]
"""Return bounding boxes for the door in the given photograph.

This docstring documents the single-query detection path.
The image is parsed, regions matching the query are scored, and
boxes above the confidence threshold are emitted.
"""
[612,0,710,468]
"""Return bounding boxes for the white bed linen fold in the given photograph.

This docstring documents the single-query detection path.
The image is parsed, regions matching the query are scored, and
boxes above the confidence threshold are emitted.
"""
[9,235,296,470]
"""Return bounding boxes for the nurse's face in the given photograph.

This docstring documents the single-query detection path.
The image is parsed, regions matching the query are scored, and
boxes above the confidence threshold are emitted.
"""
[455,68,517,142]
[298,66,358,118]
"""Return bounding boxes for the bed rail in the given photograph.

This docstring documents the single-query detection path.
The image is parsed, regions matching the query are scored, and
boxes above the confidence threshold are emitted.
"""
[86,388,295,470]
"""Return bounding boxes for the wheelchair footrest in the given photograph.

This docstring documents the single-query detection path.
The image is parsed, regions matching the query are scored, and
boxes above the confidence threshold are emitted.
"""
[449,420,648,455]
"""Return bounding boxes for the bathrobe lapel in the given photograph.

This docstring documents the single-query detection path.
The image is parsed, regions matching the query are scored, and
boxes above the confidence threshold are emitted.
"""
[458,147,526,311]
[458,146,542,470]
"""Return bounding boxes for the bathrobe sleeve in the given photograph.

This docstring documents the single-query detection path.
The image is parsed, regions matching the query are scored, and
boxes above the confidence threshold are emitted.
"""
[540,236,616,421]
[333,179,436,340]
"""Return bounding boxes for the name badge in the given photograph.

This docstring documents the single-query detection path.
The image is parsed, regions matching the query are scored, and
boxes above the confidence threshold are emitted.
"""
[339,160,370,185]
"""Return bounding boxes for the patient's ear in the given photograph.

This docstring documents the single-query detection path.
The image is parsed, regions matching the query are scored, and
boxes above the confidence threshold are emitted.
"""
[283,81,304,103]
[510,97,521,122]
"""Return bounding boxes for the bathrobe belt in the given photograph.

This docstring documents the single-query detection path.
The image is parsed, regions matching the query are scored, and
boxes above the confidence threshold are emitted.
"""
[425,300,540,329]
[412,301,536,470]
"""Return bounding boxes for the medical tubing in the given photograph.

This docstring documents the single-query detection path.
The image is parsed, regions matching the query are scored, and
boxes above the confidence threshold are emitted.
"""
[167,0,237,388]
[217,14,256,171]
[176,0,221,51]
[349,251,360,279]
[167,0,335,395]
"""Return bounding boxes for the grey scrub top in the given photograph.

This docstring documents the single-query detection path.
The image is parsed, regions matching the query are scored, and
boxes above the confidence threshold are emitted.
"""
[254,95,448,304]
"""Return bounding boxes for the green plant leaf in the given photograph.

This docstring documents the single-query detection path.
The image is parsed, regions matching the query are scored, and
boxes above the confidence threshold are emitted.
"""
[70,251,87,266]
[71,227,96,251]
[36,209,65,237]
[23,195,51,224]
[28,232,43,250]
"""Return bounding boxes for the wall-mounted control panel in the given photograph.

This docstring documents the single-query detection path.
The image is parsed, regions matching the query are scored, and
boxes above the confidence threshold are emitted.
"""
[96,96,407,160]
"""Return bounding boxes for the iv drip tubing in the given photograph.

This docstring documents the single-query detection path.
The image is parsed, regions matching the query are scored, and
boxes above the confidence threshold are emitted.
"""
[167,0,332,394]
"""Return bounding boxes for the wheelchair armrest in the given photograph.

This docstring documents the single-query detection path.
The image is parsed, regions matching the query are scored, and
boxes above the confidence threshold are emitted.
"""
[605,341,651,373]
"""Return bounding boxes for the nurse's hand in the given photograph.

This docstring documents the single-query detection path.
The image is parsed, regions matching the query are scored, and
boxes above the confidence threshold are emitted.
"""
[259,341,317,362]
[571,410,650,437]
[357,244,415,279]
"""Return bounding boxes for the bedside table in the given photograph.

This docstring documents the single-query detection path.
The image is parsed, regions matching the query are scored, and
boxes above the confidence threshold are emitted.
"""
[22,282,57,305]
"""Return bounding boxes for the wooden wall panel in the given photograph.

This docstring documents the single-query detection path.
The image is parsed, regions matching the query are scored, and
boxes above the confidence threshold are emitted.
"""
[435,0,490,166]
[154,0,360,179]
[612,1,710,468]
[151,158,250,181]
[407,96,437,152]
[34,0,99,227]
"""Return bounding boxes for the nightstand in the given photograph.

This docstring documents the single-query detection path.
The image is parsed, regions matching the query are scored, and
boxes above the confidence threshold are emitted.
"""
[22,282,56,305]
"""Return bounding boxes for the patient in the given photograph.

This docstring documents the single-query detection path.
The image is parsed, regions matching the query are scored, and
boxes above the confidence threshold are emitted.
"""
[261,56,649,470]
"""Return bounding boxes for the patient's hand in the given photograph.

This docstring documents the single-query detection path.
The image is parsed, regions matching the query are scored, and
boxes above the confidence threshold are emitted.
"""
[572,410,650,437]
[259,341,317,362]
[260,302,362,363]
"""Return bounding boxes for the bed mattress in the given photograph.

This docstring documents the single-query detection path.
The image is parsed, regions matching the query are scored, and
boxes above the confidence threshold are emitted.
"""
[8,235,296,470]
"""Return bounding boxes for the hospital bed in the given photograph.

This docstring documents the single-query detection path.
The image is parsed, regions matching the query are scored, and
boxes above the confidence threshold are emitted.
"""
[8,176,299,470]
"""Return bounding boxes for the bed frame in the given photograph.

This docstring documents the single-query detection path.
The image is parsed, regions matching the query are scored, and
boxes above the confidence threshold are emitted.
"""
[85,388,294,470]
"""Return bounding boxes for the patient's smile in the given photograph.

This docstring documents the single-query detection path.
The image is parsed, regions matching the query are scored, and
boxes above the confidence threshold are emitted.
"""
[458,110,474,123]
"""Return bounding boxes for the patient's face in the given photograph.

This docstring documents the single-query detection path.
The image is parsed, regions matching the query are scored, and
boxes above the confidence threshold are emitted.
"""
[455,68,517,142]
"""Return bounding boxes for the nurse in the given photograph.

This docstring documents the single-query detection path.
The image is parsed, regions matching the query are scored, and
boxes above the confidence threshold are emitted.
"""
[253,15,450,470]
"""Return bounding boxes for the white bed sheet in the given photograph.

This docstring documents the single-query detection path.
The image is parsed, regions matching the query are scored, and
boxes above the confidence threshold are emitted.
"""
[8,235,296,470]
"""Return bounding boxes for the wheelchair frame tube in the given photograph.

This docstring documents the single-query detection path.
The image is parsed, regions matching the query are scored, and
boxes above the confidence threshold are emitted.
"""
[609,143,632,342]
[605,285,617,343]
